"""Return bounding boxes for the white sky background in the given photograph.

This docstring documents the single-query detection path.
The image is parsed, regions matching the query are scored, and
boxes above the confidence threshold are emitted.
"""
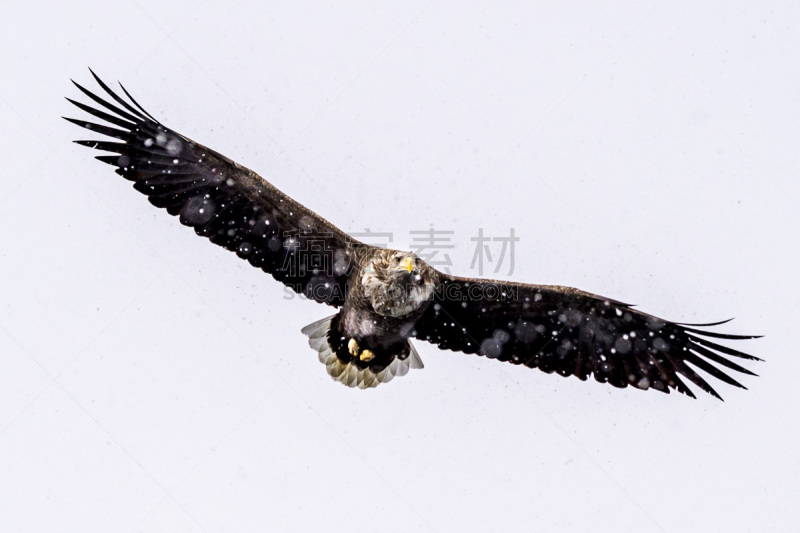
[0,1,798,531]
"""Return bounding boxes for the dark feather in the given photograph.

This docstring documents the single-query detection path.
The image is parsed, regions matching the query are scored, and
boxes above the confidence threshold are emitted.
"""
[65,70,366,307]
[63,117,131,141]
[413,276,759,399]
[687,335,762,361]
[88,68,149,121]
[70,79,142,123]
[64,98,137,129]
[118,81,159,123]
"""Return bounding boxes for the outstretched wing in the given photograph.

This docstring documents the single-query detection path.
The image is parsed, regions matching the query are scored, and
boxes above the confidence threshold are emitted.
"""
[413,275,760,399]
[65,70,363,307]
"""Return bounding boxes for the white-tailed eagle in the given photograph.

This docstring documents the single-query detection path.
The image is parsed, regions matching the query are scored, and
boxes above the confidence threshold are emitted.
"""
[65,70,761,398]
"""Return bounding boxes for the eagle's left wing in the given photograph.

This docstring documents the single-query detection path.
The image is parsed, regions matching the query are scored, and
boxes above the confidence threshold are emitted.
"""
[412,275,760,399]
[65,70,364,307]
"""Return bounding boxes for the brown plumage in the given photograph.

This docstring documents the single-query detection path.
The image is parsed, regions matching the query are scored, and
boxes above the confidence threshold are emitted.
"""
[65,70,761,397]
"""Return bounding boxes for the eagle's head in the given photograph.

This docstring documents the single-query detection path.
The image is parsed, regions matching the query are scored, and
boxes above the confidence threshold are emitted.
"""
[361,250,436,317]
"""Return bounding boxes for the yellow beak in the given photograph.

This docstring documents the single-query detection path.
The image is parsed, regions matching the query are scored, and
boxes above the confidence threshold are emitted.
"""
[399,256,415,273]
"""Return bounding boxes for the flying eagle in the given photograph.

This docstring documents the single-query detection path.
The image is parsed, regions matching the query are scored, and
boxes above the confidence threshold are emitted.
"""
[64,70,761,398]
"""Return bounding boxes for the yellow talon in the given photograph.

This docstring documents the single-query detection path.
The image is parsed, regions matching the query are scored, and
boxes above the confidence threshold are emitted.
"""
[348,338,360,357]
[359,349,375,362]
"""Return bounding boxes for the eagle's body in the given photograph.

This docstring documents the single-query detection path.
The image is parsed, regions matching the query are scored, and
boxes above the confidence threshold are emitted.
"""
[65,70,761,398]
[304,249,438,388]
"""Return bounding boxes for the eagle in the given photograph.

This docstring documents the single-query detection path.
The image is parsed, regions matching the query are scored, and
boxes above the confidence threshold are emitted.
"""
[64,70,761,398]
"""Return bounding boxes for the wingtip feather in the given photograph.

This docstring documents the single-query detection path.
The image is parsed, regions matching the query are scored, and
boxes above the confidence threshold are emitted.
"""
[677,317,735,327]
[118,80,158,122]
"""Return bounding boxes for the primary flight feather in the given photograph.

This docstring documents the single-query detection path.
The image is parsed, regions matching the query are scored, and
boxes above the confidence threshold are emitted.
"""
[65,70,761,398]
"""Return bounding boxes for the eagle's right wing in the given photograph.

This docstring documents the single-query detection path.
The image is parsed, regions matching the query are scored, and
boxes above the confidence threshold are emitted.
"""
[65,70,365,307]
